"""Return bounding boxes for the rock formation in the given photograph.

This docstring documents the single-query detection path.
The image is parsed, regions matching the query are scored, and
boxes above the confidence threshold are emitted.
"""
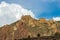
[0,15,60,40]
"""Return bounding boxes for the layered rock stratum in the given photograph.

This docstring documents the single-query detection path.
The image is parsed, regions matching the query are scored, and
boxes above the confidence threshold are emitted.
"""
[0,15,60,40]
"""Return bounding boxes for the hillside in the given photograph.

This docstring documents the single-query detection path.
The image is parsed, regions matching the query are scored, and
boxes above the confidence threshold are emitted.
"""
[0,15,60,40]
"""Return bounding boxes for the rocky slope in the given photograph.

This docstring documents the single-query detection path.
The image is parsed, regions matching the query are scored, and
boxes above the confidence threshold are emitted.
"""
[0,15,60,40]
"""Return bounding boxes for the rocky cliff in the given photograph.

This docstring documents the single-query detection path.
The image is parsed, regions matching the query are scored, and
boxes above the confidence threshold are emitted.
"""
[0,15,60,40]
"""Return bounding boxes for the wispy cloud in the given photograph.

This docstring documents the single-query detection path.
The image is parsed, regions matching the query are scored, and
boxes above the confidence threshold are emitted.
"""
[53,17,60,21]
[0,1,36,27]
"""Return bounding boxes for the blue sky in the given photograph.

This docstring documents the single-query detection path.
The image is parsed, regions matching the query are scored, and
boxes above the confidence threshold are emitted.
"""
[0,0,60,19]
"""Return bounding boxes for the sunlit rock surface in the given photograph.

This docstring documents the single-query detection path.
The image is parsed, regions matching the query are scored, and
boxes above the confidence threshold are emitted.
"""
[0,15,60,39]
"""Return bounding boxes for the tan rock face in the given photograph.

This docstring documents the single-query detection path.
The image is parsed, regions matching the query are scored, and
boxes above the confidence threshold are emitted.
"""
[0,15,58,39]
[38,18,47,23]
[55,21,60,33]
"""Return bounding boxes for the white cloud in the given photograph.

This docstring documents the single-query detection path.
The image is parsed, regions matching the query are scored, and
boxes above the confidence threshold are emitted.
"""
[0,1,36,27]
[53,17,60,21]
